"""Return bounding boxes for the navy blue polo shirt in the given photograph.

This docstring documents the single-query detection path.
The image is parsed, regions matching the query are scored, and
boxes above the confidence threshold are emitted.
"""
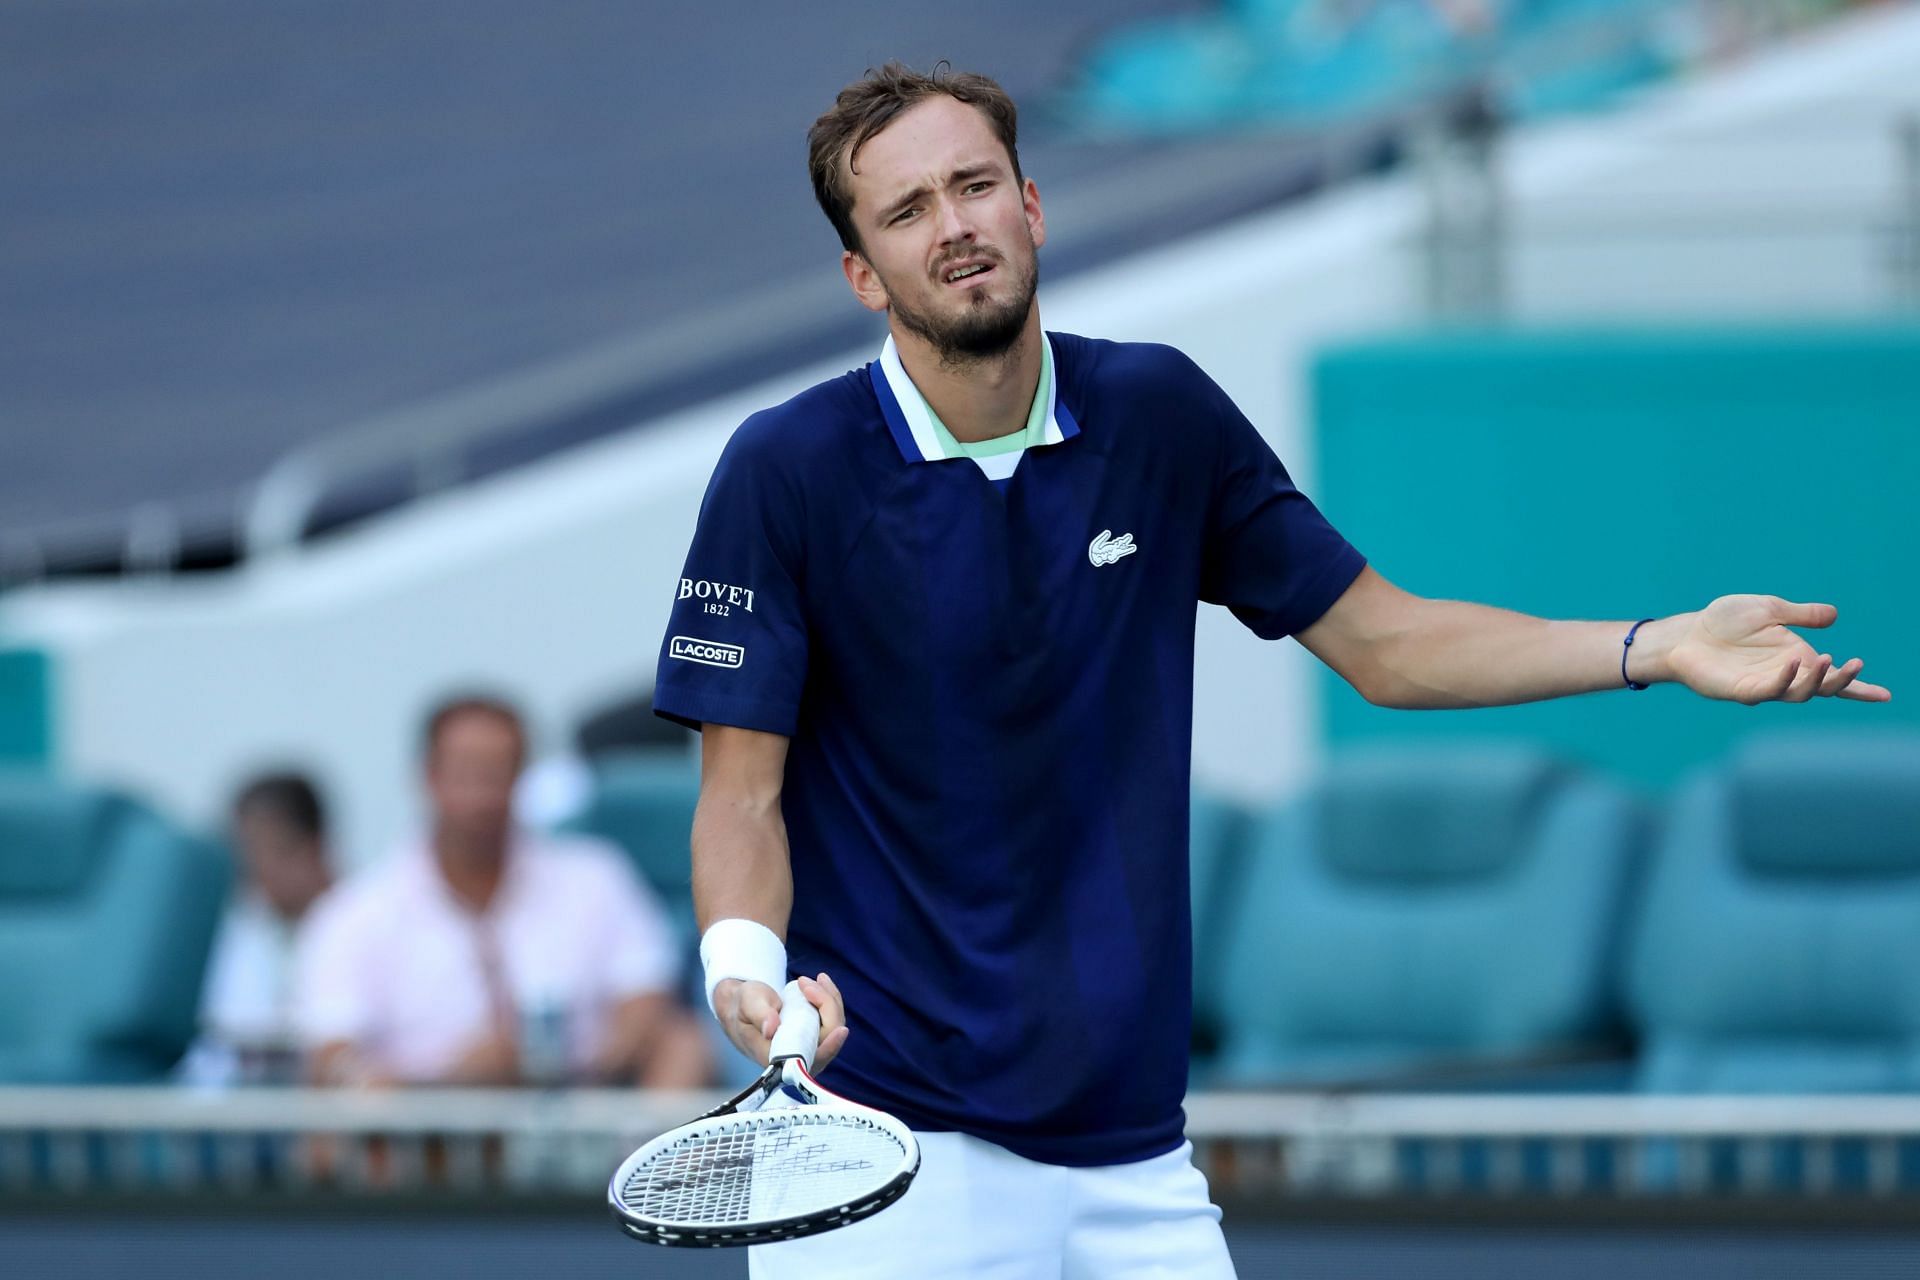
[654,331,1365,1166]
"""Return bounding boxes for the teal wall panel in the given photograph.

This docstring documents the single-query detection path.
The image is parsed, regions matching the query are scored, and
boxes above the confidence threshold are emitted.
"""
[1312,325,1920,788]
[0,649,53,767]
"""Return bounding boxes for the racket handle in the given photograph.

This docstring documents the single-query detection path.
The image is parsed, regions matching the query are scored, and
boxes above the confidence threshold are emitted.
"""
[768,978,820,1067]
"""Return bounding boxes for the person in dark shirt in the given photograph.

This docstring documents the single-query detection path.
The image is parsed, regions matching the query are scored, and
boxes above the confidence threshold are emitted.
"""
[656,63,1888,1279]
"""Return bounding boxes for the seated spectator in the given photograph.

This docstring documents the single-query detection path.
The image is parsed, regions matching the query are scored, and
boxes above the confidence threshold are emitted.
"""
[294,694,711,1088]
[182,771,334,1086]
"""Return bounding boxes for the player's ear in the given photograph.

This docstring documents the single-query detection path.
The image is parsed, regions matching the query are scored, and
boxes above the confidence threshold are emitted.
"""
[842,249,889,314]
[1023,177,1046,251]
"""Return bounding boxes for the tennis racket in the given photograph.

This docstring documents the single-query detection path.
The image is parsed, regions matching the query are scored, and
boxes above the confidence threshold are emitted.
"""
[608,978,920,1247]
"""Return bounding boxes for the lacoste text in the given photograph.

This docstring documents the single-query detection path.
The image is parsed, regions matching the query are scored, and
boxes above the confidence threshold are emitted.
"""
[669,637,745,669]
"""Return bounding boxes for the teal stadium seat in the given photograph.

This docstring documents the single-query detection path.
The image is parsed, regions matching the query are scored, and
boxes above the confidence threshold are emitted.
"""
[1627,734,1920,1092]
[561,753,701,950]
[1211,745,1643,1087]
[0,648,54,767]
[0,773,230,1082]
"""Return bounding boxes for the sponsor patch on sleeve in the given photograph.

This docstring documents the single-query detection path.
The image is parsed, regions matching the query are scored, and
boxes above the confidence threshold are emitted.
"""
[668,636,745,669]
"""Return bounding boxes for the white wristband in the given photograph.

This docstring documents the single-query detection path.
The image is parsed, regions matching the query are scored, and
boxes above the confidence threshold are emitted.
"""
[699,918,788,1019]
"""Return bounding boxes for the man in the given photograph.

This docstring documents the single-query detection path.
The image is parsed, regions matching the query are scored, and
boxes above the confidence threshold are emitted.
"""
[294,695,710,1088]
[183,772,333,1085]
[653,64,1887,1277]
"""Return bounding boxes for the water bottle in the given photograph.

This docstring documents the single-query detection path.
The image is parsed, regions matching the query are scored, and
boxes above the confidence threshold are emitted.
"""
[517,990,572,1088]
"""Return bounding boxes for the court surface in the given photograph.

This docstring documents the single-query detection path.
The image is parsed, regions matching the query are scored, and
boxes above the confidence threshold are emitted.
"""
[5,1211,1918,1279]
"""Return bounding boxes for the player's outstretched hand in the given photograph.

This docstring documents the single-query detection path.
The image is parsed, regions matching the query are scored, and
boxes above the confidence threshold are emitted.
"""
[1665,595,1891,705]
[714,973,850,1071]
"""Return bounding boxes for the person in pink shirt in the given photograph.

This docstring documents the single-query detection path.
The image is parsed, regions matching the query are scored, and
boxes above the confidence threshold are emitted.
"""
[296,694,710,1088]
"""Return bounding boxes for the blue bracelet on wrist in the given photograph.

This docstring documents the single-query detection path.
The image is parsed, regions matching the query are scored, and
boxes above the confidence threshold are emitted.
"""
[1621,617,1657,691]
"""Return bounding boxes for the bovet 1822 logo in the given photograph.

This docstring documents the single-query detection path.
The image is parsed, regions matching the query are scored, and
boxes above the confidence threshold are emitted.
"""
[669,636,745,669]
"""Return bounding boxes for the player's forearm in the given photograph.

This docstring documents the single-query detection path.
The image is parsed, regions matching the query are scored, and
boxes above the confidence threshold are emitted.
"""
[1361,598,1691,709]
[691,784,794,939]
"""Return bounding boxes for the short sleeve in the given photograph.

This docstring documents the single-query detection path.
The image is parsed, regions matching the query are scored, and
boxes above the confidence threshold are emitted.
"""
[1195,364,1366,640]
[653,417,809,735]
[590,849,681,999]
[289,887,378,1049]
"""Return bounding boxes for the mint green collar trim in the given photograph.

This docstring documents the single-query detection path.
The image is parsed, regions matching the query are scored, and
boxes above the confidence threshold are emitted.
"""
[878,331,1066,464]
[930,337,1050,459]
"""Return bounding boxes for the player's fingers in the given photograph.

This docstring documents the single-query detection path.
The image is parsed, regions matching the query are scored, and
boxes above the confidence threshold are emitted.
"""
[739,979,785,1038]
[1772,599,1838,629]
[718,1018,772,1066]
[1797,656,1827,706]
[722,979,782,1064]
[814,1025,851,1072]
[797,973,845,1032]
[1839,679,1893,702]
[1818,657,1864,698]
[1786,653,1831,703]
[1759,656,1800,703]
[799,973,849,1071]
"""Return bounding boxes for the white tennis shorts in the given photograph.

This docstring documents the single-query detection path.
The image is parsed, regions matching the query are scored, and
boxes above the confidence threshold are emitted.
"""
[747,1131,1235,1279]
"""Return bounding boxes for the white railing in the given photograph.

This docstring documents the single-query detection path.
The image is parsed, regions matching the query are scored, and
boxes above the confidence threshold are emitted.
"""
[4,1089,1918,1200]
[1184,1094,1920,1198]
[0,1087,707,1197]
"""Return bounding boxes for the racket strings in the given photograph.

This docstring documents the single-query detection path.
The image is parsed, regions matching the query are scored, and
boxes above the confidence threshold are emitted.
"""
[618,1111,908,1228]
[626,1124,758,1226]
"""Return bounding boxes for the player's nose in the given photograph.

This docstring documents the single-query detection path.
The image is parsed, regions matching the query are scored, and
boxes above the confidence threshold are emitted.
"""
[933,196,976,247]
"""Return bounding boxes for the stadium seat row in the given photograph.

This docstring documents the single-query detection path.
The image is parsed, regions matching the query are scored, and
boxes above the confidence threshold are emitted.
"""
[1189,733,1920,1093]
[1066,0,1680,134]
[4,730,1915,1091]
[563,732,1920,1094]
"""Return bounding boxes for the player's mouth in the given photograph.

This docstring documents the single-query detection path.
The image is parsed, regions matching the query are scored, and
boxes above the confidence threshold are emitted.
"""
[938,257,997,288]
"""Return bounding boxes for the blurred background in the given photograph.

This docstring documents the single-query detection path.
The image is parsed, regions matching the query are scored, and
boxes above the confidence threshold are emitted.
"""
[4,0,1919,1276]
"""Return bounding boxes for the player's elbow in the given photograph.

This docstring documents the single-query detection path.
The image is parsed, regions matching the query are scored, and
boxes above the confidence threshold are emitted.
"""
[1306,630,1410,708]
[1321,635,1439,709]
[1299,568,1432,709]
[1342,662,1407,709]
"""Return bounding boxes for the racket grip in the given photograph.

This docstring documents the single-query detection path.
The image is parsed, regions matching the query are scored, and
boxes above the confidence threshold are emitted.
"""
[768,978,821,1067]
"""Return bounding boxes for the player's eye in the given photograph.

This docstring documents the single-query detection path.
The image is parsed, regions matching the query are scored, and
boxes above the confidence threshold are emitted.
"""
[890,206,919,224]
[964,182,991,195]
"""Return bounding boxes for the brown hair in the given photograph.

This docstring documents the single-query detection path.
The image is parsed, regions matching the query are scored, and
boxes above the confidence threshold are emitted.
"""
[421,692,527,765]
[808,61,1022,254]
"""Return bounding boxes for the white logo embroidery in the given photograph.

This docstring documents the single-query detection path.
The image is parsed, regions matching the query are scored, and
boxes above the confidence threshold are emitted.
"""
[1088,529,1138,567]
[678,578,755,612]
[669,636,745,669]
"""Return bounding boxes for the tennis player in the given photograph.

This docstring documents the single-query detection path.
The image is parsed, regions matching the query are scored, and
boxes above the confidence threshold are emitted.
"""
[653,64,1888,1278]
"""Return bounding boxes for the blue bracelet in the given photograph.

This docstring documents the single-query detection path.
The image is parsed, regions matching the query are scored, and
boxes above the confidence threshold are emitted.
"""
[1621,618,1656,690]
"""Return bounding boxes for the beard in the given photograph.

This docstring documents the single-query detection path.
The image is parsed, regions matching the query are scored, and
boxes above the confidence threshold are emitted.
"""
[886,245,1040,365]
